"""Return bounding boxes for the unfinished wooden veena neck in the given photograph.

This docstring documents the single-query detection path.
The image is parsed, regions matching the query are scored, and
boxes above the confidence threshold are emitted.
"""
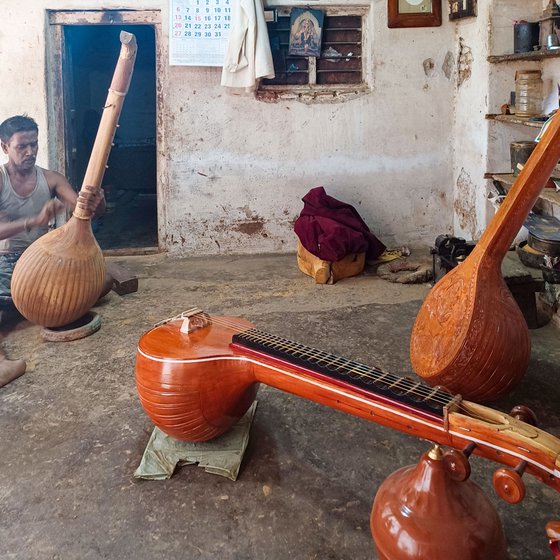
[410,109,560,402]
[11,31,137,327]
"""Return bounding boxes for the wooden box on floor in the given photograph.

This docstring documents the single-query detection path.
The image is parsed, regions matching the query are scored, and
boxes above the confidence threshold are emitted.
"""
[297,240,365,284]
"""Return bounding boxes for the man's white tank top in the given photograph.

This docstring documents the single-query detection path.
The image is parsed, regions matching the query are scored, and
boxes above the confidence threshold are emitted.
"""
[0,164,52,254]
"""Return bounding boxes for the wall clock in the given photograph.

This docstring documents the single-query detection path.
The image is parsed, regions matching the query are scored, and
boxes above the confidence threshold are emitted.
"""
[388,0,442,28]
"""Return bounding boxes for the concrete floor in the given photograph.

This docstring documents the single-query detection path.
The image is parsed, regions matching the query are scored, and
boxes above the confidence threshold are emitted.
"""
[1,252,559,560]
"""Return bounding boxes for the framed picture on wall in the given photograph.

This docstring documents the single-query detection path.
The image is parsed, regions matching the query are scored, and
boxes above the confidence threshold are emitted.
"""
[388,0,442,28]
[289,8,324,57]
[449,0,477,20]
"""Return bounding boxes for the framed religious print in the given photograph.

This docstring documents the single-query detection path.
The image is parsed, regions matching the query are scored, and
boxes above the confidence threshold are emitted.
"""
[388,0,442,28]
[288,8,324,57]
[449,0,477,20]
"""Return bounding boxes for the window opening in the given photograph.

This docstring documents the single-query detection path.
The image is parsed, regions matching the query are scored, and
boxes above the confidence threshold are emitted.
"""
[262,11,365,91]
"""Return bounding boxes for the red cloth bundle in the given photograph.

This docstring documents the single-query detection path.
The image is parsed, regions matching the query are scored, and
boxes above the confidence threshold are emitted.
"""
[294,186,386,262]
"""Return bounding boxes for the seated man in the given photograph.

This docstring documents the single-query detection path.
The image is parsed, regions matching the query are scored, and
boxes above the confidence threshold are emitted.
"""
[0,114,105,387]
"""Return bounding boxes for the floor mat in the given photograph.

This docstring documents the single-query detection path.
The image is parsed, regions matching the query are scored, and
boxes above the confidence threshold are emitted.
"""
[134,402,258,481]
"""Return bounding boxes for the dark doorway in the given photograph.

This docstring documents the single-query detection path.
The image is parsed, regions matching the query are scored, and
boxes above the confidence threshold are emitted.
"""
[63,24,157,251]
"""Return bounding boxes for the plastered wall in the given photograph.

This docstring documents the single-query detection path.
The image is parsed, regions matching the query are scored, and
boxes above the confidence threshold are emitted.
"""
[450,2,491,241]
[1,1,466,255]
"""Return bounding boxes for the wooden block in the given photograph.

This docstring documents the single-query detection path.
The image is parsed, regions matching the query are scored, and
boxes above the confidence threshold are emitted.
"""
[296,240,365,284]
[106,262,138,295]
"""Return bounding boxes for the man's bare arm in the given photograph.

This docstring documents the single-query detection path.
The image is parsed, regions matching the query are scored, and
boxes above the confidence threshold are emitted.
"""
[44,169,106,218]
[0,200,64,241]
[0,171,64,241]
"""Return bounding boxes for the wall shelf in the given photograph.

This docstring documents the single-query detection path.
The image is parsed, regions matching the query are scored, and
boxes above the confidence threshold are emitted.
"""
[490,173,560,207]
[488,49,560,63]
[486,114,546,128]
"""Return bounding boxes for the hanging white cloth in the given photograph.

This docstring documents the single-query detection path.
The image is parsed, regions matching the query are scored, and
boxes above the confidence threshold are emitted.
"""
[220,0,275,91]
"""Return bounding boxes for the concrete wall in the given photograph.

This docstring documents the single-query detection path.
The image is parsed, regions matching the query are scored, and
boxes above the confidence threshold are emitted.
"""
[450,4,491,241]
[1,1,464,256]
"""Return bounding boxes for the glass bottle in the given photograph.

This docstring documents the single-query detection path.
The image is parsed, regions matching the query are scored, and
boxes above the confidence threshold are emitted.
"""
[515,70,544,117]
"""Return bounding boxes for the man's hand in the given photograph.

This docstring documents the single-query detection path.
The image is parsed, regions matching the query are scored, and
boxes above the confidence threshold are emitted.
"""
[30,199,65,229]
[76,186,105,218]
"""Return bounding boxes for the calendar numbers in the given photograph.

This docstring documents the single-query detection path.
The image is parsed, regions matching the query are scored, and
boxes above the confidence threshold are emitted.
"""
[171,0,232,65]
[173,0,229,40]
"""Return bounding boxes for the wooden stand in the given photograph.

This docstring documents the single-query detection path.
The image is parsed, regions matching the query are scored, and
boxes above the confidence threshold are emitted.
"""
[40,311,101,342]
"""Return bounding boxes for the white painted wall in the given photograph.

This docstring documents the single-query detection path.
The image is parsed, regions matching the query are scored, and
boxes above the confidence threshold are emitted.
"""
[450,4,491,241]
[451,0,557,241]
[0,0,479,256]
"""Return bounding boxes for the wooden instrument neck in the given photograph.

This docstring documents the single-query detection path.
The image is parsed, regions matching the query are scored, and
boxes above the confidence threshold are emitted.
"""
[232,328,453,418]
[230,325,560,488]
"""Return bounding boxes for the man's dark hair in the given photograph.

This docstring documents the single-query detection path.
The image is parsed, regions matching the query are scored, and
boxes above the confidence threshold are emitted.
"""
[0,115,38,143]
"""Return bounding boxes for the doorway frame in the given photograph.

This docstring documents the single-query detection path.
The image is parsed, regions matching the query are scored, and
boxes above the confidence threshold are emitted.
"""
[46,9,166,254]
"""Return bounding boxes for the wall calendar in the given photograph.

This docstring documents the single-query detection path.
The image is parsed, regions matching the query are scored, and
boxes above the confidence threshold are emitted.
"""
[170,0,232,66]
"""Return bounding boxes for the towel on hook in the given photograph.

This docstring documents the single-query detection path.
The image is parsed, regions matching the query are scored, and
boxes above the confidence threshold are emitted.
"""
[221,0,275,91]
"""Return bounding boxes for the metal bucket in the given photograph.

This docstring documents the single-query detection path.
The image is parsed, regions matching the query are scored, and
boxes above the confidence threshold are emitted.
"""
[510,140,537,176]
[514,22,540,53]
